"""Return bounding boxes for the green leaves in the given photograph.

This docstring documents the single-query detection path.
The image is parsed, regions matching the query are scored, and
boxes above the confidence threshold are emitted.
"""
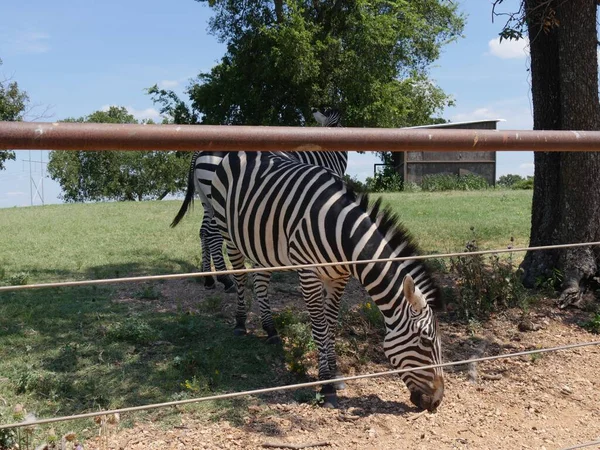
[157,0,464,128]
[0,58,29,170]
[47,106,190,202]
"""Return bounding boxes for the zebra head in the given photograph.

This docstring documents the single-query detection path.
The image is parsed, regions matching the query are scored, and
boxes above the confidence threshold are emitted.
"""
[383,273,444,412]
[311,107,342,127]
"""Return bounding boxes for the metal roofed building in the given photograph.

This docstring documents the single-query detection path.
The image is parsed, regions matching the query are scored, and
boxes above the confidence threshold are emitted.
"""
[385,119,505,187]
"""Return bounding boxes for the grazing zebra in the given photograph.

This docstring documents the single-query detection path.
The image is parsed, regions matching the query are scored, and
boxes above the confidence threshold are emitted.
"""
[211,151,445,411]
[170,108,346,293]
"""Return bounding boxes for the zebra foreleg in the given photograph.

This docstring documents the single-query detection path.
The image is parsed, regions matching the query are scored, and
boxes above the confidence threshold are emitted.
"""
[254,271,280,344]
[299,269,337,408]
[207,218,236,293]
[226,243,249,335]
[199,217,216,289]
[324,276,349,390]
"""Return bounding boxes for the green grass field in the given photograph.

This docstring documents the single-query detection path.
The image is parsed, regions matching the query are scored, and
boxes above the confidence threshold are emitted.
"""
[0,190,533,446]
[0,190,533,284]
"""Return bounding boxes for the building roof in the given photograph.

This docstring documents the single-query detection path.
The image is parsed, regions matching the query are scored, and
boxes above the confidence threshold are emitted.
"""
[405,119,506,129]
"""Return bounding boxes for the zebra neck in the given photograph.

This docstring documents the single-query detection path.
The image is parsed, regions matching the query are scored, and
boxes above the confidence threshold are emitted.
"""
[343,212,426,322]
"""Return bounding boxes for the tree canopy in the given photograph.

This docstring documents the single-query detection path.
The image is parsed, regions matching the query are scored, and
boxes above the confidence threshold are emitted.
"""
[149,0,464,129]
[0,58,29,170]
[47,106,189,202]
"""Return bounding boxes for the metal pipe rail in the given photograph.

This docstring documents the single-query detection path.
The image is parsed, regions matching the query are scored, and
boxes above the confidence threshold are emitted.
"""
[2,121,600,152]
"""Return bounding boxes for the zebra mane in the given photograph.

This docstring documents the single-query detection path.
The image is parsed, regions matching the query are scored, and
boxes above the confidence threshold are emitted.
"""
[354,191,444,311]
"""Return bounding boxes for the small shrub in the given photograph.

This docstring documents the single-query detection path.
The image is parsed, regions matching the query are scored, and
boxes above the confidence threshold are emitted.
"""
[512,177,534,190]
[15,368,66,398]
[273,308,315,376]
[181,375,212,394]
[497,174,524,188]
[535,268,564,294]
[360,300,384,329]
[365,169,403,192]
[421,173,489,192]
[106,317,158,344]
[450,233,528,320]
[342,174,367,193]
[581,313,600,334]
[0,420,16,450]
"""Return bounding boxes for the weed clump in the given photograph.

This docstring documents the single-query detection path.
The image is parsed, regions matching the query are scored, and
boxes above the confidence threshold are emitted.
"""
[273,308,315,376]
[450,231,528,320]
[106,317,158,344]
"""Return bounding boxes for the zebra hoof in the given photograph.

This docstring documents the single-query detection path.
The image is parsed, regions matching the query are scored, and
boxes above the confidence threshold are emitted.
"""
[204,277,216,290]
[266,334,281,345]
[321,393,338,409]
[233,327,247,336]
[224,284,237,294]
[218,276,236,293]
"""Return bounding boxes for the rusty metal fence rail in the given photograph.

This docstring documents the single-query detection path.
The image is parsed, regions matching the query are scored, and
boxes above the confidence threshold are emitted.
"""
[2,121,600,152]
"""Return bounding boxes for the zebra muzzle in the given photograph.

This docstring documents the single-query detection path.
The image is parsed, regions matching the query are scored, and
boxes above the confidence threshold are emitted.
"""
[410,375,444,412]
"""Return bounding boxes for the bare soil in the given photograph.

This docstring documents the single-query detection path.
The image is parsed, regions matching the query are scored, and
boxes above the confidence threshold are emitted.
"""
[86,276,600,450]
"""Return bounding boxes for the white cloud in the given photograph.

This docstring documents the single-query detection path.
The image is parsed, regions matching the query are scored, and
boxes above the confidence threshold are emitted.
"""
[452,108,499,122]
[4,31,51,54]
[487,37,528,60]
[159,79,179,89]
[5,191,26,197]
[126,106,162,122]
[450,97,533,130]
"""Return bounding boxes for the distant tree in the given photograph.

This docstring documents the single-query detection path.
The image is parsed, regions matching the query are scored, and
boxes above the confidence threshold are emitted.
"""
[47,106,189,202]
[0,58,29,170]
[148,1,464,140]
[497,174,524,188]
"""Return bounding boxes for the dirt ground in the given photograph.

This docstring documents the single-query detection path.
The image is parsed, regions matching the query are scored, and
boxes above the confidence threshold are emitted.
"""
[85,276,600,450]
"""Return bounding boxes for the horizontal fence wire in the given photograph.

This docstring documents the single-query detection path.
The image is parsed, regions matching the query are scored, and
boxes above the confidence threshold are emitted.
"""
[0,241,599,292]
[561,439,600,450]
[1,340,599,430]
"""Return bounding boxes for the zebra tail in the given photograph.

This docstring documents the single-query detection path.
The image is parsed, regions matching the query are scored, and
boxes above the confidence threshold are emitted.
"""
[170,157,196,228]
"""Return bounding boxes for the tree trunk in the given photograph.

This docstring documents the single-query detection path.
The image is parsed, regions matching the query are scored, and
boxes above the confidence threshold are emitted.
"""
[274,0,284,23]
[520,0,600,308]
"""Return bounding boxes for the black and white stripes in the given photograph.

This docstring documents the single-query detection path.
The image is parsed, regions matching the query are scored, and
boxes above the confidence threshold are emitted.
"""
[211,151,445,411]
[170,108,346,292]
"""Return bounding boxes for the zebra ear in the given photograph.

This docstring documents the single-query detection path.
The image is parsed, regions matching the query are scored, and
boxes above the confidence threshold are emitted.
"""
[403,274,427,313]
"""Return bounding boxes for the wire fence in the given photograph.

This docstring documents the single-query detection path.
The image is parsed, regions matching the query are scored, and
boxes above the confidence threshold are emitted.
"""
[2,124,600,446]
[561,439,600,450]
[1,240,599,292]
[1,340,599,430]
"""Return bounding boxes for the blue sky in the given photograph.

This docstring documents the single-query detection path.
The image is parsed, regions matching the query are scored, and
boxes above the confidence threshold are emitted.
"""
[0,0,533,208]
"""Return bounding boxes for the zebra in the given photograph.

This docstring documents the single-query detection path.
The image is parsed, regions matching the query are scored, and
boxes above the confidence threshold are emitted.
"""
[170,108,346,293]
[211,151,445,411]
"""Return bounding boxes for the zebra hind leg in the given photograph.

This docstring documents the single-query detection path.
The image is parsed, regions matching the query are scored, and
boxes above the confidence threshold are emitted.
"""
[208,218,236,293]
[199,219,216,289]
[254,271,280,344]
[299,269,337,408]
[324,276,350,391]
[227,244,248,335]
